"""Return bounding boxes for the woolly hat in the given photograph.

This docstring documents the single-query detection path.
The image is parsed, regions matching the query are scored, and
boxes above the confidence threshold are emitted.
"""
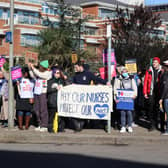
[40,60,49,69]
[153,57,160,64]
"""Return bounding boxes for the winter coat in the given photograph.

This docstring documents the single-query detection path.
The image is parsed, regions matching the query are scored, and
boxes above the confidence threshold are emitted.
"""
[72,70,106,85]
[160,71,168,99]
[47,77,64,110]
[143,66,163,96]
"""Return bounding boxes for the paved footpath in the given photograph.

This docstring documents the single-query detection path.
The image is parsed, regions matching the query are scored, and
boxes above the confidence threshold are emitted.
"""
[0,126,167,144]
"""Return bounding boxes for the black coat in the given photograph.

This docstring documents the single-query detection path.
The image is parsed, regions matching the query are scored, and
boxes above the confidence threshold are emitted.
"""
[47,78,64,110]
[160,71,168,99]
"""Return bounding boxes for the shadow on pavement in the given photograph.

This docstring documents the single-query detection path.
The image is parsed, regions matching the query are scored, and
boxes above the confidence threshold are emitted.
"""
[0,150,167,168]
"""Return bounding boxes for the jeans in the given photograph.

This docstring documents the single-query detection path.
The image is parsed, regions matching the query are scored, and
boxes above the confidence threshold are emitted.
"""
[164,99,168,132]
[120,110,133,127]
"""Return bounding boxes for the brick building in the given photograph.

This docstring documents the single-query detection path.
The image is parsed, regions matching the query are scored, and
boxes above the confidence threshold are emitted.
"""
[0,0,141,63]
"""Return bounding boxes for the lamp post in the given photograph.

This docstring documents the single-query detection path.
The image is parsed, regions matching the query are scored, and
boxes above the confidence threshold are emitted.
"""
[8,0,14,128]
[107,24,112,134]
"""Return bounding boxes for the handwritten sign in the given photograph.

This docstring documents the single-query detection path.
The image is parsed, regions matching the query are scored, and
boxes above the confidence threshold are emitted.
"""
[116,89,134,110]
[58,85,113,120]
[20,78,34,98]
[11,66,22,82]
[125,59,137,74]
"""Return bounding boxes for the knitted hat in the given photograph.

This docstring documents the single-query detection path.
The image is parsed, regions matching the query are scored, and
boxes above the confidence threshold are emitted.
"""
[40,60,49,69]
[153,57,160,64]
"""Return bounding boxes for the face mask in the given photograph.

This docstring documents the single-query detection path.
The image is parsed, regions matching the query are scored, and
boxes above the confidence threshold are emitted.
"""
[122,73,129,78]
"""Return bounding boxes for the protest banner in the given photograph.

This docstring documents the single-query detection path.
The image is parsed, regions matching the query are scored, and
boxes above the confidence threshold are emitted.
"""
[11,66,22,82]
[58,85,113,120]
[0,57,6,67]
[125,59,137,74]
[116,89,134,110]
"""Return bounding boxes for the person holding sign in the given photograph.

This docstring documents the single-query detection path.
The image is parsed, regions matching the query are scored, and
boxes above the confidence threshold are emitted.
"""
[72,61,109,132]
[114,66,137,133]
[28,60,52,132]
[47,67,65,133]
[15,67,34,130]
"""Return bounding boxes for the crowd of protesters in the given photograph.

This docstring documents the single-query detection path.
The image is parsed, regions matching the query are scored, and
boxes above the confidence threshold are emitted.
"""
[0,57,168,135]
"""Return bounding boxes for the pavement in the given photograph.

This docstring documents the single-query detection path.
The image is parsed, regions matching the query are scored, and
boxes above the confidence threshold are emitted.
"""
[0,125,168,145]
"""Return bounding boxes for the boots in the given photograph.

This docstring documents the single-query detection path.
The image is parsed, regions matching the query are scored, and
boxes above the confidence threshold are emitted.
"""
[25,116,31,130]
[18,116,23,130]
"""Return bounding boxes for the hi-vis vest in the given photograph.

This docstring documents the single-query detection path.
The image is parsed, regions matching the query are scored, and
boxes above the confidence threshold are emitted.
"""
[20,78,34,98]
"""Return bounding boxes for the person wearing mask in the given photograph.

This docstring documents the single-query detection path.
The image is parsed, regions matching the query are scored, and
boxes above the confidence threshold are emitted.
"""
[143,57,163,132]
[159,60,168,135]
[114,67,137,133]
[28,60,52,132]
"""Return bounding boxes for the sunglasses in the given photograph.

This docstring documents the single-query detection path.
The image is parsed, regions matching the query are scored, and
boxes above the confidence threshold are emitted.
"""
[55,71,60,74]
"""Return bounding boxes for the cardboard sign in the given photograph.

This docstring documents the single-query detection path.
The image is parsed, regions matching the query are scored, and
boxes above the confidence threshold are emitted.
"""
[125,59,137,74]
[58,85,113,120]
[71,53,78,64]
[116,89,134,110]
[20,78,34,98]
[11,66,22,82]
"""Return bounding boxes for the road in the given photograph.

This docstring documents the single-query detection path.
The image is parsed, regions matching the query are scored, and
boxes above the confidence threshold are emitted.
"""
[0,143,167,168]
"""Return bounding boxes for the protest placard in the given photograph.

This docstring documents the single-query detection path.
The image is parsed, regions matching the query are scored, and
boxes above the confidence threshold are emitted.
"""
[125,59,137,74]
[58,85,113,120]
[116,89,134,110]
[11,66,22,82]
[103,48,116,65]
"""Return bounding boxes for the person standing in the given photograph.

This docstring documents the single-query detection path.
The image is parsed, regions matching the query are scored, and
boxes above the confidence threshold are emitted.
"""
[15,67,34,130]
[72,62,108,132]
[159,60,168,135]
[47,67,65,133]
[28,60,52,132]
[143,57,163,131]
[114,67,137,133]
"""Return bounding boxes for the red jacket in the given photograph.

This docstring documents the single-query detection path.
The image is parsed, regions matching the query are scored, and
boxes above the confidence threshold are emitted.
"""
[143,66,163,96]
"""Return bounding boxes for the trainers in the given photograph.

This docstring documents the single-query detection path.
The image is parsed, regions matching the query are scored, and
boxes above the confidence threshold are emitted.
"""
[120,127,126,133]
[127,127,133,133]
[161,132,168,135]
[40,127,48,132]
[35,126,41,131]
[132,122,138,127]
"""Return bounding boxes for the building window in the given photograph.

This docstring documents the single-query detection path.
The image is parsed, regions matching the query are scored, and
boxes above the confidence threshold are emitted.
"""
[83,27,97,35]
[21,34,40,47]
[99,9,117,19]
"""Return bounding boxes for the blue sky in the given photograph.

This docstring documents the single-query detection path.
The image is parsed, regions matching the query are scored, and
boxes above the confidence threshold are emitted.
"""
[145,0,168,5]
